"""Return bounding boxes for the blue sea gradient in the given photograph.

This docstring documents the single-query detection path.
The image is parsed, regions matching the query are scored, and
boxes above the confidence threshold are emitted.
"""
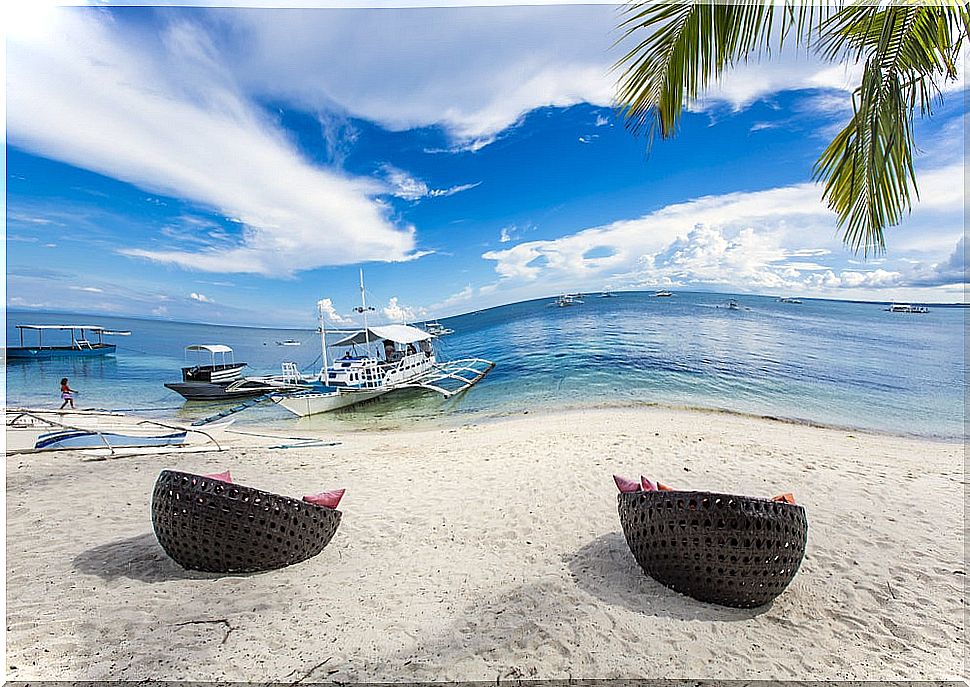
[4,292,965,438]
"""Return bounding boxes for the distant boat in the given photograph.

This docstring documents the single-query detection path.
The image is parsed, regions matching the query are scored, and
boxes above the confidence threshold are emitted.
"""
[599,291,616,298]
[886,303,929,314]
[424,320,455,336]
[718,299,748,311]
[778,297,802,304]
[276,339,302,346]
[654,290,673,297]
[6,324,131,360]
[557,294,584,307]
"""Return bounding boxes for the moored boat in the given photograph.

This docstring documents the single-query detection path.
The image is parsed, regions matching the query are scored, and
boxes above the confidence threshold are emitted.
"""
[271,272,494,418]
[556,294,584,307]
[165,344,309,400]
[6,324,130,360]
[886,303,929,313]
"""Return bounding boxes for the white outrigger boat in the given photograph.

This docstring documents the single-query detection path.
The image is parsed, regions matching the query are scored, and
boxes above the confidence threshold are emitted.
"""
[269,274,495,418]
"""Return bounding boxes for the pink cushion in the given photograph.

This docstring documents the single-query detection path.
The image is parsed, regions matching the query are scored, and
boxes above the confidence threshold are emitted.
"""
[303,488,345,509]
[640,476,657,491]
[613,475,641,493]
[203,470,233,484]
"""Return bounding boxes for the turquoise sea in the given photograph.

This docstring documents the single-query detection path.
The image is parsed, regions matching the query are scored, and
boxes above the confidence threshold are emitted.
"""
[4,292,966,439]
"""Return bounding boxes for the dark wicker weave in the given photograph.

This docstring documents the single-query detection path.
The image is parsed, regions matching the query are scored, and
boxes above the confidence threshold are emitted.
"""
[151,470,341,573]
[618,490,807,607]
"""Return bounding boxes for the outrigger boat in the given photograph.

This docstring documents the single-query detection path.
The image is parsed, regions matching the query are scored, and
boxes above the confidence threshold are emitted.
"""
[7,324,131,359]
[270,273,494,418]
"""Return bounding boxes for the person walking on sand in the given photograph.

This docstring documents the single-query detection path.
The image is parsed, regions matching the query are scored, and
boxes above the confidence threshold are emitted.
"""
[59,377,78,409]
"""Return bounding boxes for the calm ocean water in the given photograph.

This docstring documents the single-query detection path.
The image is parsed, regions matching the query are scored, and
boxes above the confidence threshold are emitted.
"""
[4,292,966,439]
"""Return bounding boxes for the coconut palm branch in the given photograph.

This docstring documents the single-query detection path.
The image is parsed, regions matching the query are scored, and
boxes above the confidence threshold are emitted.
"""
[614,0,968,256]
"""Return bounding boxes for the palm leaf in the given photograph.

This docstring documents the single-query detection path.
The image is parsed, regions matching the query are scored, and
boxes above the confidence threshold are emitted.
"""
[814,4,967,253]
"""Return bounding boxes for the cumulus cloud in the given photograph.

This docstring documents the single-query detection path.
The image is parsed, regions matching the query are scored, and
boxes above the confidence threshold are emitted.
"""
[316,298,354,325]
[482,162,965,299]
[7,9,417,276]
[382,296,416,323]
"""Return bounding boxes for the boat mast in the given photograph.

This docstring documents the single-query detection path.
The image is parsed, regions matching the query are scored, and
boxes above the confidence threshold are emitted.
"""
[317,299,330,378]
[353,268,375,356]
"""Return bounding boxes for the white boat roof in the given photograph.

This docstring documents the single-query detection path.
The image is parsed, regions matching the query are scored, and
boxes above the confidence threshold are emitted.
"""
[333,324,433,346]
[16,324,108,331]
[185,344,233,353]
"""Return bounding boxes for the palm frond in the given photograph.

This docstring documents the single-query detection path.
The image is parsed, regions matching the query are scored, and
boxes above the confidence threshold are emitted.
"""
[613,0,838,146]
[814,4,968,253]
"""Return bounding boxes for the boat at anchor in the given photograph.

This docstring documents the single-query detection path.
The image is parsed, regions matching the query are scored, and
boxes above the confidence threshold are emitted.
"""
[271,272,495,418]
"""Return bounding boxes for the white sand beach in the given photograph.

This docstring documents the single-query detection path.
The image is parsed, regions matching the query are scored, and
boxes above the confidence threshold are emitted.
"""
[5,406,966,681]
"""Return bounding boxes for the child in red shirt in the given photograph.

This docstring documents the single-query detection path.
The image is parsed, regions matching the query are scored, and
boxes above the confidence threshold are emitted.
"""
[59,378,78,409]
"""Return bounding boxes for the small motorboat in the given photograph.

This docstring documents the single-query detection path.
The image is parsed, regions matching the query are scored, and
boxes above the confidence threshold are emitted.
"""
[556,294,584,307]
[654,290,673,297]
[276,339,302,346]
[424,321,455,336]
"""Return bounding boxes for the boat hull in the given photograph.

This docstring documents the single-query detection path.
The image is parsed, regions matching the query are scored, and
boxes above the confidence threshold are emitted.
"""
[6,344,117,359]
[164,381,271,401]
[273,388,388,417]
[34,429,188,450]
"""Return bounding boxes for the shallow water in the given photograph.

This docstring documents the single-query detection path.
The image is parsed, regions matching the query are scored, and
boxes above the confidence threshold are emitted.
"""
[4,292,965,438]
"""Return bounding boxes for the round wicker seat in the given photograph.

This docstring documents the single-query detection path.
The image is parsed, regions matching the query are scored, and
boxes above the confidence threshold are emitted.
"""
[152,470,341,573]
[617,490,807,608]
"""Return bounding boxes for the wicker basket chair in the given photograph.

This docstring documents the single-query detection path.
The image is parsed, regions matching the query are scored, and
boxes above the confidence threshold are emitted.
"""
[152,470,341,573]
[617,490,807,608]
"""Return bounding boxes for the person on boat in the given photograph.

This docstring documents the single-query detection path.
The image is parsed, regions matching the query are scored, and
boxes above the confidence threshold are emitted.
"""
[406,343,416,355]
[59,377,78,409]
[383,340,396,362]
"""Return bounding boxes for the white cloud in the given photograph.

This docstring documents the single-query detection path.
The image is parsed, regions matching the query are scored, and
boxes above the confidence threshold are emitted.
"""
[316,297,354,325]
[499,227,512,243]
[481,161,966,301]
[594,114,610,127]
[69,286,105,293]
[382,165,480,201]
[189,292,213,303]
[428,284,474,312]
[7,9,417,276]
[382,296,416,323]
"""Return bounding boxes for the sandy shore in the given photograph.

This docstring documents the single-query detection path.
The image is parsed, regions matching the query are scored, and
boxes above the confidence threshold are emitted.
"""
[5,405,966,681]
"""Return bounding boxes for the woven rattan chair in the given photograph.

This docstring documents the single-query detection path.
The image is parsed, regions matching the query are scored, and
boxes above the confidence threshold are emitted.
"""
[618,490,807,608]
[152,470,341,573]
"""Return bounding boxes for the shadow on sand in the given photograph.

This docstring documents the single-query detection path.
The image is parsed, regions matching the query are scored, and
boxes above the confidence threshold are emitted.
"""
[567,531,770,621]
[72,532,226,582]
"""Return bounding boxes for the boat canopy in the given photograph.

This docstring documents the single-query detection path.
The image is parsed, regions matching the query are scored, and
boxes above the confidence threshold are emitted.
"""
[185,344,233,354]
[17,324,108,331]
[333,324,433,347]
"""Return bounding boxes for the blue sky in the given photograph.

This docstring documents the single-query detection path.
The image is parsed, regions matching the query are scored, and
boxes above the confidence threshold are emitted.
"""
[5,2,967,327]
